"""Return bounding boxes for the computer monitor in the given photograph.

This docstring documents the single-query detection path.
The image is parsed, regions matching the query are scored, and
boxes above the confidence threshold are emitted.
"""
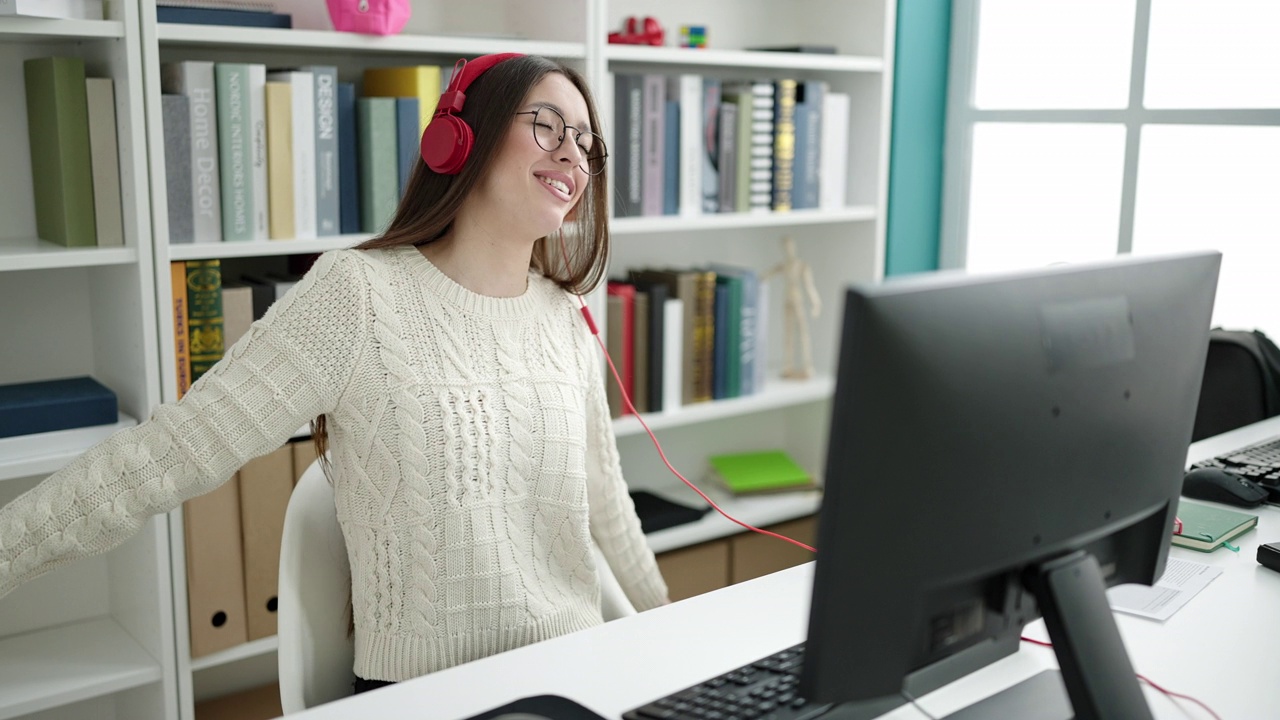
[800,251,1221,720]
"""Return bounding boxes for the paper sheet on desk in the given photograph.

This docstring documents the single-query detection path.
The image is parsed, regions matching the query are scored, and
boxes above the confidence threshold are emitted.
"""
[1107,558,1222,622]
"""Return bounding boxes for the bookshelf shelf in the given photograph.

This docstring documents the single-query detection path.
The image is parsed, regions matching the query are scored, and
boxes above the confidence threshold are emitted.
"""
[0,616,163,720]
[166,234,369,261]
[612,376,834,438]
[0,238,138,272]
[0,18,125,41]
[605,46,884,73]
[189,634,278,673]
[0,413,139,483]
[611,206,877,236]
[156,24,585,60]
[644,488,822,555]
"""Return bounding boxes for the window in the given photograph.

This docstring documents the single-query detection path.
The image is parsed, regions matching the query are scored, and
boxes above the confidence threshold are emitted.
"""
[944,0,1280,338]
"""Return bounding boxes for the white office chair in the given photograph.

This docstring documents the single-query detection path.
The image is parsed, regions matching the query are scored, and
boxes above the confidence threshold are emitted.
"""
[277,458,637,713]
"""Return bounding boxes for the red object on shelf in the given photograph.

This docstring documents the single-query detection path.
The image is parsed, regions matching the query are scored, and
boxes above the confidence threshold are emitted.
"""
[608,16,664,46]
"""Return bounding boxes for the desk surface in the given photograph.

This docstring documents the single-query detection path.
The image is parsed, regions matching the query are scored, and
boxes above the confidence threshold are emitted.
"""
[295,416,1280,720]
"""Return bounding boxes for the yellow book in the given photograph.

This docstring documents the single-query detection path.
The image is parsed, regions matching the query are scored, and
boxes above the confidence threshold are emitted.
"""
[264,81,294,240]
[362,65,442,135]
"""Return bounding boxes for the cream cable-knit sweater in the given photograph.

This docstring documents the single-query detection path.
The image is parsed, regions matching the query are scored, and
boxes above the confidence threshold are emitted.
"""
[0,246,668,682]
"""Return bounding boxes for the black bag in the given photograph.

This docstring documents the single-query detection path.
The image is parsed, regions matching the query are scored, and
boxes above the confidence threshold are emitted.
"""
[1192,328,1280,442]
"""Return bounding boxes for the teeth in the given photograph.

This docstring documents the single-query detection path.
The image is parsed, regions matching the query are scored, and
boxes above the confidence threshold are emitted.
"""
[539,176,569,195]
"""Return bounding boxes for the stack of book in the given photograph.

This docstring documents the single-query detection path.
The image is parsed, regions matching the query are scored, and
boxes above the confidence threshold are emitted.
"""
[22,57,124,247]
[612,73,850,219]
[160,60,453,245]
[604,263,768,418]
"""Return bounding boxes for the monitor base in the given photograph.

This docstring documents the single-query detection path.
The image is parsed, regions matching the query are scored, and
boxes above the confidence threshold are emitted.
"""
[939,669,1072,720]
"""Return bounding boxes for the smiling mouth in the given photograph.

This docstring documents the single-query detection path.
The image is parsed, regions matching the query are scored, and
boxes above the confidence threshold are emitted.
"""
[538,175,571,196]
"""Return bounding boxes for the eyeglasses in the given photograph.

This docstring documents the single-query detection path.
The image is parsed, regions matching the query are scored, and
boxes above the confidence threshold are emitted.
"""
[514,106,608,176]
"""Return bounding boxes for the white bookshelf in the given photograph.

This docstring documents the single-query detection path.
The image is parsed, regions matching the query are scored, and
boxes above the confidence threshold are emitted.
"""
[611,206,876,235]
[0,0,894,717]
[605,44,884,73]
[0,237,138,271]
[0,617,163,720]
[0,413,139,483]
[0,18,125,40]
[0,0,177,719]
[613,376,834,438]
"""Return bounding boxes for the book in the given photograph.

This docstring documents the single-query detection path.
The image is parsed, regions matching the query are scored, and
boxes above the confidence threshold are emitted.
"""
[214,63,254,241]
[267,70,316,240]
[264,80,294,239]
[24,56,96,247]
[0,376,117,439]
[395,96,420,196]
[356,97,399,233]
[161,94,194,243]
[301,65,340,236]
[247,64,268,240]
[1172,500,1258,552]
[186,259,225,383]
[171,261,192,397]
[612,74,643,218]
[162,61,223,244]
[772,78,798,212]
[641,74,665,217]
[157,7,292,28]
[629,490,709,533]
[85,77,124,247]
[820,92,850,210]
[708,450,816,495]
[336,82,360,234]
[0,0,103,19]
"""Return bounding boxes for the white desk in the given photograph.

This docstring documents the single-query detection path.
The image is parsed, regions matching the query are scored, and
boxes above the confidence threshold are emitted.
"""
[294,416,1280,720]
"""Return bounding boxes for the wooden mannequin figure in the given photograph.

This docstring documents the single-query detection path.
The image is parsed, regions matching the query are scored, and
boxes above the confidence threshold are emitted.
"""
[763,235,822,380]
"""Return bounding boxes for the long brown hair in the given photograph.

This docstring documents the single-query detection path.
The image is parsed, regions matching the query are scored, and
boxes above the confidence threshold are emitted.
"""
[312,55,611,466]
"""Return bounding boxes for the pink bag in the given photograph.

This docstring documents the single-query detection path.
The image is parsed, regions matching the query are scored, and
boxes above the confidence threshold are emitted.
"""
[326,0,411,36]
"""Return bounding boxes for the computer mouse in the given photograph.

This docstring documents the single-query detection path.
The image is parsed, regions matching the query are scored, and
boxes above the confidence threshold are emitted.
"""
[1182,467,1269,507]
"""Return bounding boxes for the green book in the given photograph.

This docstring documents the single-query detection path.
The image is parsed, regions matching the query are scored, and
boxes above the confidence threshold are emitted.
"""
[24,56,96,247]
[357,97,399,234]
[1172,499,1258,552]
[709,450,815,495]
[215,63,254,242]
[186,259,225,384]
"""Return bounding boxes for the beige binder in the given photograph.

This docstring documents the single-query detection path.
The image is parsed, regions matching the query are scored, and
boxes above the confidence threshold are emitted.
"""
[239,445,295,640]
[184,472,249,657]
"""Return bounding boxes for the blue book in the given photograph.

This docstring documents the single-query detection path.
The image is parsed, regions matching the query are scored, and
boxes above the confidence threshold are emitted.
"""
[712,282,729,400]
[337,82,360,234]
[395,97,420,197]
[156,7,292,28]
[0,376,117,438]
[792,80,825,210]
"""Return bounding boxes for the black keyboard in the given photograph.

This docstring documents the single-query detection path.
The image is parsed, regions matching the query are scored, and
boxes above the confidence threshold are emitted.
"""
[1192,435,1280,489]
[622,643,831,720]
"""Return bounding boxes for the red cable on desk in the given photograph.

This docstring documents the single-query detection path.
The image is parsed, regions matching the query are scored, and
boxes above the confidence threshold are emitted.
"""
[1020,636,1222,720]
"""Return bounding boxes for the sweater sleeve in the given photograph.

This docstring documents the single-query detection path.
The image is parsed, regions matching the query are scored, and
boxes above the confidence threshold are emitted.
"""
[582,337,669,612]
[0,250,370,599]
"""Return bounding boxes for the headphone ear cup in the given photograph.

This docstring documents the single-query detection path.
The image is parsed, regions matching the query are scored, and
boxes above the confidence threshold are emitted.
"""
[420,113,474,175]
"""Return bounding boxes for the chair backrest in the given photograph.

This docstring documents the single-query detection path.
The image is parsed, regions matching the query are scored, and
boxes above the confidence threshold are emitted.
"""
[1192,329,1280,441]
[278,457,354,714]
[277,458,637,713]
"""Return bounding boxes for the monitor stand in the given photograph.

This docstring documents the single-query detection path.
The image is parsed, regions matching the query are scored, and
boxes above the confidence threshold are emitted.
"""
[942,551,1154,720]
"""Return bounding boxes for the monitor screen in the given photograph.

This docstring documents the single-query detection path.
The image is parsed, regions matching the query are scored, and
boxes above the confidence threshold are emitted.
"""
[800,251,1221,719]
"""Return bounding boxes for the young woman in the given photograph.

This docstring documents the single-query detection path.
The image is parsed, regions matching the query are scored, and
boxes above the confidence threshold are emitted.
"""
[0,54,669,692]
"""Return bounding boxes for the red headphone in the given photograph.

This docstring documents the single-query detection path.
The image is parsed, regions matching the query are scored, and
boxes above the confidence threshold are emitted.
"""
[420,52,524,175]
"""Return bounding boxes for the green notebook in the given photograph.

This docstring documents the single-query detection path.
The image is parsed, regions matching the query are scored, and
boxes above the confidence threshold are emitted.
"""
[1172,499,1258,552]
[708,450,816,495]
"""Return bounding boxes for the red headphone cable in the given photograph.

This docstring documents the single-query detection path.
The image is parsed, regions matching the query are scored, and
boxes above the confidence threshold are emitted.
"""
[559,235,816,554]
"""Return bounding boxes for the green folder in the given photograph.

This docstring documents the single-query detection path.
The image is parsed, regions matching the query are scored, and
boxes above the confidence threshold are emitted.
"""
[709,450,815,495]
[1172,499,1258,552]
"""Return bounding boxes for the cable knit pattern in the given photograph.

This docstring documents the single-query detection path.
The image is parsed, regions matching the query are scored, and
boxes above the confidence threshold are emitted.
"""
[0,245,667,683]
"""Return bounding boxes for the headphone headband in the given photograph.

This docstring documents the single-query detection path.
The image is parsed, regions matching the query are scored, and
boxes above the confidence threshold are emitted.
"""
[435,52,524,117]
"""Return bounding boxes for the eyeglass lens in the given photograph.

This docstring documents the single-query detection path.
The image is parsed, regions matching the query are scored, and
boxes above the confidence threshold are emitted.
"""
[530,107,607,175]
